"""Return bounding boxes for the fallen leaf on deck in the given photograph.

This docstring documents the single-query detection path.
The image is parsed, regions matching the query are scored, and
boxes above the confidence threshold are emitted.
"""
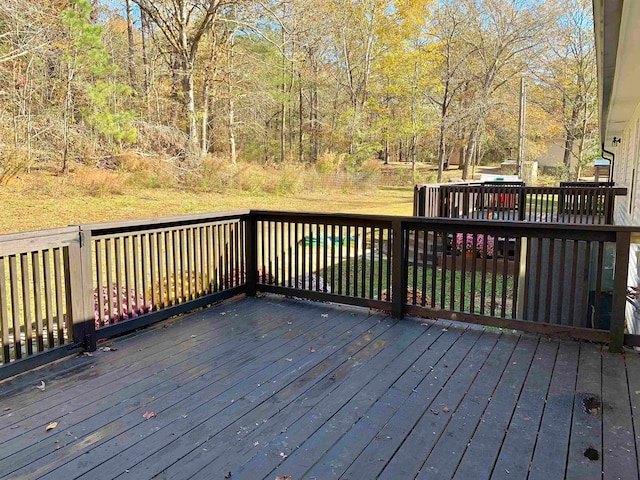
[321,314,328,318]
[82,352,93,357]
[309,347,315,353]
[224,472,232,479]
[329,374,336,381]
[286,358,293,362]
[3,407,10,412]
[221,312,227,315]
[443,407,450,413]
[35,381,46,391]
[279,452,288,459]
[420,322,429,326]
[431,409,439,415]
[636,390,640,395]
[45,422,58,431]
[99,346,117,352]
[143,411,157,419]
[275,476,292,480]
[442,328,448,332]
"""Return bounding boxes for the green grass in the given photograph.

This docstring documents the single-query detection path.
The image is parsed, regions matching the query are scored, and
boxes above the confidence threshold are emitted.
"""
[313,256,515,317]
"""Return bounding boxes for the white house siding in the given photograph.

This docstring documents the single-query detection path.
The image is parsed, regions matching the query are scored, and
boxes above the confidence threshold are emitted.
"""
[612,102,640,334]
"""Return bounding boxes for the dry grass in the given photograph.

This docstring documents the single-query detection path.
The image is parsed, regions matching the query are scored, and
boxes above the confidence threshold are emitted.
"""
[0,161,415,234]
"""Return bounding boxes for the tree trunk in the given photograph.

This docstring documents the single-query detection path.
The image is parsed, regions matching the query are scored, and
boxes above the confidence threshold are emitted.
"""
[383,137,389,165]
[310,60,319,162]
[463,125,478,180]
[141,11,151,116]
[437,117,446,183]
[279,23,286,163]
[229,94,236,165]
[62,55,76,175]
[228,35,236,165]
[575,101,589,180]
[201,80,209,155]
[184,63,199,162]
[563,97,580,167]
[298,71,303,162]
[125,0,137,92]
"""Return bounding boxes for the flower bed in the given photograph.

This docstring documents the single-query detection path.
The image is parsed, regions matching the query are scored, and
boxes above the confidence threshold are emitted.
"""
[455,233,495,258]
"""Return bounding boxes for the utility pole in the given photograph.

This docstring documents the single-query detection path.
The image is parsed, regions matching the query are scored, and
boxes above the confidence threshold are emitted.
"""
[517,77,527,179]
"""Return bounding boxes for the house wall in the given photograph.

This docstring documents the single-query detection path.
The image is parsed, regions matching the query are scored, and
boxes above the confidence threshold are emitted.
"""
[612,101,640,334]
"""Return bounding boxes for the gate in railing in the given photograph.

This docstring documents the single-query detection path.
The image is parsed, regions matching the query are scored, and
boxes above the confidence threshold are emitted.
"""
[0,210,636,380]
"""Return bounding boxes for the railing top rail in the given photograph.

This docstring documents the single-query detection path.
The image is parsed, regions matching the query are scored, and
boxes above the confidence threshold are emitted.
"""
[250,210,395,228]
[0,226,79,257]
[560,181,616,187]
[80,209,251,237]
[523,186,627,195]
[251,210,640,234]
[417,183,627,196]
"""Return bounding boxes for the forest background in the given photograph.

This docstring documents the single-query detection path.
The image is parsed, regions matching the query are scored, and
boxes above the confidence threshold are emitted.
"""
[0,0,597,232]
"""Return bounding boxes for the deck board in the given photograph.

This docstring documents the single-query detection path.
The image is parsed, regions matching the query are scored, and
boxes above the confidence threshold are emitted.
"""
[602,351,639,480]
[1,295,639,480]
[452,335,539,479]
[528,341,580,480]
[487,338,559,480]
[566,343,603,480]
[414,332,518,479]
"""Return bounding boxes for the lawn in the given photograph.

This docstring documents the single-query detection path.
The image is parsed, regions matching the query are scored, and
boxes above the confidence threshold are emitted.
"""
[0,179,414,234]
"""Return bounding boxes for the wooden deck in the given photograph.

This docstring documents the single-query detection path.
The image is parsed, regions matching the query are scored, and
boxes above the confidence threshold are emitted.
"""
[1,295,639,480]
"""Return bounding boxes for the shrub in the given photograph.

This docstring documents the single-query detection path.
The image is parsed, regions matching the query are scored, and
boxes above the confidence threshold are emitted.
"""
[455,233,495,257]
[316,151,344,173]
[0,146,30,185]
[94,284,151,328]
[72,166,126,197]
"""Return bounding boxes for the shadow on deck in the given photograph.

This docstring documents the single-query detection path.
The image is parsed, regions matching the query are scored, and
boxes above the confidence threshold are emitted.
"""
[0,296,639,480]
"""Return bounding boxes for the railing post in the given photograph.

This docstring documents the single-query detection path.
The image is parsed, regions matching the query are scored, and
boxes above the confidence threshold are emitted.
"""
[245,215,258,297]
[438,187,446,218]
[605,190,614,224]
[391,220,405,319]
[518,189,526,221]
[415,185,426,217]
[65,228,96,352]
[610,230,631,353]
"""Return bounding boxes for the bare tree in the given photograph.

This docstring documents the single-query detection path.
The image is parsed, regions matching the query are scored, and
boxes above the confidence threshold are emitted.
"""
[132,0,229,164]
[458,0,548,179]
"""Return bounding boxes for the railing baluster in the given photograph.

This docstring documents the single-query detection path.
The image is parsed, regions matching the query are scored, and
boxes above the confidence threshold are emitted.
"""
[568,240,579,326]
[490,235,499,317]
[0,258,9,362]
[579,241,592,328]
[592,242,605,329]
[95,239,105,326]
[317,224,323,292]
[149,233,158,309]
[124,236,133,317]
[544,238,554,324]
[42,250,54,347]
[31,251,44,352]
[52,248,64,344]
[556,239,566,324]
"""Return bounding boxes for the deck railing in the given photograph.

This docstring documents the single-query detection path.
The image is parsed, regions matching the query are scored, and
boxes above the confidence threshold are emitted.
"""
[414,184,627,224]
[0,210,636,379]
